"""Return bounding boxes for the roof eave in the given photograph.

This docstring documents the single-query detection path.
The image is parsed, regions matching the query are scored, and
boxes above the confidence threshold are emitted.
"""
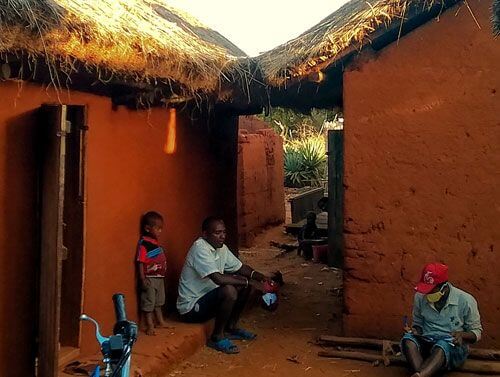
[260,0,462,88]
[255,0,463,111]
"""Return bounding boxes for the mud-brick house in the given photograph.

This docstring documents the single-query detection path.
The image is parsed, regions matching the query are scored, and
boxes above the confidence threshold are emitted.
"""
[237,116,285,247]
[257,0,500,347]
[0,1,250,376]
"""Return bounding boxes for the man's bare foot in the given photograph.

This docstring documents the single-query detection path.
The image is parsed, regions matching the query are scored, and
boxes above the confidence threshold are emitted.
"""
[145,327,156,336]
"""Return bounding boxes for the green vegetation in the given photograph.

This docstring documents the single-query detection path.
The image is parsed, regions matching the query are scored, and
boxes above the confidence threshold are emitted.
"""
[284,133,326,187]
[259,107,341,187]
[260,107,337,140]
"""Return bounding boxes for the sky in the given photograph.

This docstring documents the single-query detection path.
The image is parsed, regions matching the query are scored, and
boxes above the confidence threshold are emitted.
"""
[168,0,349,57]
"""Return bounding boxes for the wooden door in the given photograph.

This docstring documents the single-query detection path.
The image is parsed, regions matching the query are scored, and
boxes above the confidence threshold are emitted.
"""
[60,105,87,351]
[38,104,68,377]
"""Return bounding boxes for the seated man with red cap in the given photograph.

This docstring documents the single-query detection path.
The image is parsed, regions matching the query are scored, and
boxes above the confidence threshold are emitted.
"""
[401,263,483,377]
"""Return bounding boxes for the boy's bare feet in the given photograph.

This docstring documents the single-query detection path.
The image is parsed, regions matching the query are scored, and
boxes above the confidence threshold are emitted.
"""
[143,311,156,335]
[153,307,174,329]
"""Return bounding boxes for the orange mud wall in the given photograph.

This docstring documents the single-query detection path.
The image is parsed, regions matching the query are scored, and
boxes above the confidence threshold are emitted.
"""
[237,117,285,247]
[0,81,237,376]
[342,0,500,347]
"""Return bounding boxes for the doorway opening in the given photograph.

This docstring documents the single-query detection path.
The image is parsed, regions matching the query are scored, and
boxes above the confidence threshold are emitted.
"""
[241,109,345,268]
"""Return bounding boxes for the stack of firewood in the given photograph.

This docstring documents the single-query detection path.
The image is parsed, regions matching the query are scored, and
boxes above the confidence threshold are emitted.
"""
[317,335,500,375]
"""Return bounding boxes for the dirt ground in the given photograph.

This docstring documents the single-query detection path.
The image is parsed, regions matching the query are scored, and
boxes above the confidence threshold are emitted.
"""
[164,226,481,377]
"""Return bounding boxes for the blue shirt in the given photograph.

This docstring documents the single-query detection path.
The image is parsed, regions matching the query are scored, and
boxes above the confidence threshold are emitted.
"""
[412,283,482,341]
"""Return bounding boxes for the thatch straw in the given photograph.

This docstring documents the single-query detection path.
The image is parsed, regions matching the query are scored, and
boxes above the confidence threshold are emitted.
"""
[493,0,500,36]
[257,0,442,86]
[0,0,246,93]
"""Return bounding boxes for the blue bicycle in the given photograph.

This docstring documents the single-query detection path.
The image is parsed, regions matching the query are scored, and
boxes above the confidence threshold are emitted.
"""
[80,294,138,377]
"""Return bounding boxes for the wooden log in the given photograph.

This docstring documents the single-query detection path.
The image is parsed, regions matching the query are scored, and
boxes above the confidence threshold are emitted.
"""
[318,335,500,361]
[462,359,500,375]
[318,335,388,349]
[318,350,404,364]
[318,350,500,375]
[469,348,500,361]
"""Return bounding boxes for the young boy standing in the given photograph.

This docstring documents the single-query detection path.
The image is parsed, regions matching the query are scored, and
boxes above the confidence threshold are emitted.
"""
[137,211,168,335]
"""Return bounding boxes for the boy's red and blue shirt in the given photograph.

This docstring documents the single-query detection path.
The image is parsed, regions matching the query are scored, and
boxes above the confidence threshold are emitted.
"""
[137,236,167,277]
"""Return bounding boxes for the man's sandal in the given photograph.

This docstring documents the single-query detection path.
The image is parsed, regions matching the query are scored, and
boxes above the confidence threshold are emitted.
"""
[226,328,257,341]
[207,338,240,354]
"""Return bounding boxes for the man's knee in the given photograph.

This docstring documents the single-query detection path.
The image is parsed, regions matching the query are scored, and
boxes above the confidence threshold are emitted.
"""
[219,285,238,301]
[401,337,420,355]
[432,342,448,357]
[402,338,417,348]
[432,346,445,356]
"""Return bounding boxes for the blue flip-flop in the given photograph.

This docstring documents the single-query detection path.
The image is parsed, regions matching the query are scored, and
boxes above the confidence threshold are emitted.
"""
[207,338,240,354]
[226,328,257,341]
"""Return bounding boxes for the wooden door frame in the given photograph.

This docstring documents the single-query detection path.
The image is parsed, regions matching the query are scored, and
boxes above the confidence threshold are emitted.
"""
[38,104,88,376]
[38,104,67,377]
[66,105,88,349]
[76,105,88,350]
[327,129,344,268]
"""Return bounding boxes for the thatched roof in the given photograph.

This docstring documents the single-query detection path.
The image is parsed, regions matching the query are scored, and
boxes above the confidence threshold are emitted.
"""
[0,0,246,95]
[494,0,500,36]
[257,0,452,86]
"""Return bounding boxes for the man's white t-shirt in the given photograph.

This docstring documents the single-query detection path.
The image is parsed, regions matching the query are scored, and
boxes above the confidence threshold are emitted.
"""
[177,237,242,315]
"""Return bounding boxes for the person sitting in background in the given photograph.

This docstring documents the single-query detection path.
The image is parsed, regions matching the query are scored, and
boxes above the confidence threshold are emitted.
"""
[297,212,319,259]
[317,197,328,213]
[401,262,482,377]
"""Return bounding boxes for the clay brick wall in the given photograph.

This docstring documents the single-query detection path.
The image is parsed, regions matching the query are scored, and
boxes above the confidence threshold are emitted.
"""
[237,121,285,247]
[0,81,237,376]
[342,0,500,347]
[239,115,269,133]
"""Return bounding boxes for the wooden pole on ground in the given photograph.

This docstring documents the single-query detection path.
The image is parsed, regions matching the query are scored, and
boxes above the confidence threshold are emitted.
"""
[318,350,500,375]
[319,335,388,349]
[318,335,500,361]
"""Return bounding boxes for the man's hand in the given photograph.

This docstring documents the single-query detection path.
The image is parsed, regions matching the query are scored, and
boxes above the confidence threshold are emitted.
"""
[249,280,265,292]
[262,274,273,282]
[452,331,476,345]
[252,271,269,282]
[452,331,465,346]
[238,264,269,282]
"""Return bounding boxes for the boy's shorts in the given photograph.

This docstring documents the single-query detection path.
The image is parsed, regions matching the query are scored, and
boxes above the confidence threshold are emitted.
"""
[401,333,469,370]
[140,277,165,312]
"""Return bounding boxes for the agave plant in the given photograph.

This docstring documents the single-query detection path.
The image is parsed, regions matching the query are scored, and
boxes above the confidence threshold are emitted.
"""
[284,135,327,187]
[258,106,332,187]
[284,147,307,187]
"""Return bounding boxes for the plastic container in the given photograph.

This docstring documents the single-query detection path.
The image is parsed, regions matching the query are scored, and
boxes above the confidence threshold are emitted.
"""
[312,244,328,264]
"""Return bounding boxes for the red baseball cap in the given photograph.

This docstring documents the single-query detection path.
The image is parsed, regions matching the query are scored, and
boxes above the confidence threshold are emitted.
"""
[415,263,449,294]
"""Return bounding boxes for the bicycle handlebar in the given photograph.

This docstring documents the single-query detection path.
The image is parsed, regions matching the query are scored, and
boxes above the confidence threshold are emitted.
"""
[112,293,127,322]
[80,314,109,345]
[81,293,136,377]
